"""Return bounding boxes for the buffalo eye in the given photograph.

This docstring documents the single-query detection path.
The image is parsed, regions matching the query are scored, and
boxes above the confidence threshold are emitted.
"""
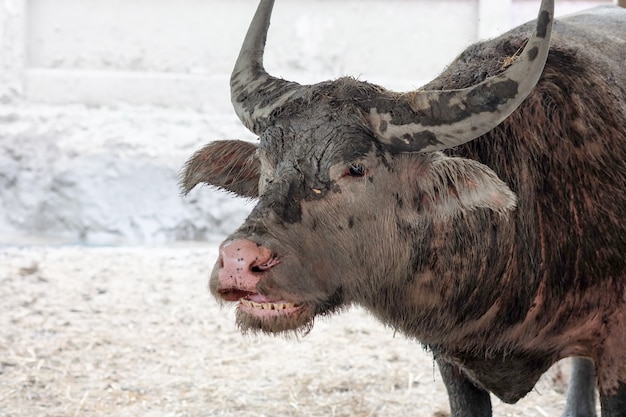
[346,163,366,178]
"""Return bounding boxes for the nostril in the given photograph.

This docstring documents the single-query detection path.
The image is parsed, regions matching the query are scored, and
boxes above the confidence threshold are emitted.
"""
[219,239,279,275]
[216,240,280,296]
[252,253,280,272]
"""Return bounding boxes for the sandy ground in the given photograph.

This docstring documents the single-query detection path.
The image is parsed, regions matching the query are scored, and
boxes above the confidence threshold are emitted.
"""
[0,245,594,417]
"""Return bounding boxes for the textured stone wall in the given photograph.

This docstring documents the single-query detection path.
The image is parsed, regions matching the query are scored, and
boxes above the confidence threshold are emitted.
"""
[0,103,254,245]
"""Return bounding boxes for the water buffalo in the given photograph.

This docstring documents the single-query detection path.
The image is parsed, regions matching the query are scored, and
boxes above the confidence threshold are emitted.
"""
[181,0,626,415]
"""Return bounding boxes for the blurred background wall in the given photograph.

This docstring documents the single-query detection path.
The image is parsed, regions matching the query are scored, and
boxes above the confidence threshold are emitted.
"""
[0,0,615,245]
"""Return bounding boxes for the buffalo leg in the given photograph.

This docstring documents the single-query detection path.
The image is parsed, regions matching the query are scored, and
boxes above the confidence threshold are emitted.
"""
[599,381,626,417]
[436,357,492,417]
[562,357,597,417]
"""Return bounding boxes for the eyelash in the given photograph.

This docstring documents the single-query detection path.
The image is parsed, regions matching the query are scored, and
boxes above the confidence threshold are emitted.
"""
[345,163,366,178]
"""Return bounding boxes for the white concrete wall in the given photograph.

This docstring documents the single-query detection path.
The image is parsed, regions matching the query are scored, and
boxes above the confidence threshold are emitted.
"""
[0,0,616,245]
[0,0,26,101]
[5,0,615,107]
[23,0,481,108]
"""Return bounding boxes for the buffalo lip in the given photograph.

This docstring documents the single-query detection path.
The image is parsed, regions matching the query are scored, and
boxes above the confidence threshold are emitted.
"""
[218,288,254,302]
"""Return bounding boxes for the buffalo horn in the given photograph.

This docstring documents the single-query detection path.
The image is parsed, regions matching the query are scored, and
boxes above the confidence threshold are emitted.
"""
[230,0,306,135]
[367,0,554,152]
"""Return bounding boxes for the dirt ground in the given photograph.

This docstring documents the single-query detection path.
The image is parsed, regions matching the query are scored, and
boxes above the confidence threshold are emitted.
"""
[0,245,595,417]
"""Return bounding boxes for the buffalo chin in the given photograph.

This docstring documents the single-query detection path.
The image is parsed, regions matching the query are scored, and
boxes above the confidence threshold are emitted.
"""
[234,287,347,336]
[235,304,315,336]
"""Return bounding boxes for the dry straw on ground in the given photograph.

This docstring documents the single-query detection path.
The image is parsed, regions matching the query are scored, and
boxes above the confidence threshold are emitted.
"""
[1,246,590,416]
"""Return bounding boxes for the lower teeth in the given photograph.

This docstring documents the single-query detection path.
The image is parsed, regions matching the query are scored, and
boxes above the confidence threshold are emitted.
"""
[239,299,297,311]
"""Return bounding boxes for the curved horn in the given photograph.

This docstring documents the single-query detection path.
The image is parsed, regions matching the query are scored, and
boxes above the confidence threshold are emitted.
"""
[367,0,554,153]
[230,0,305,134]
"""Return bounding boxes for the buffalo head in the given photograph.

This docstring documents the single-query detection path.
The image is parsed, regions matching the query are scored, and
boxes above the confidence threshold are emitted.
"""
[182,0,554,337]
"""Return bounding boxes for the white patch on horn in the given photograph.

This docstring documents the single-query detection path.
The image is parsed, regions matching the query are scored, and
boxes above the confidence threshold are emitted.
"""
[251,89,302,120]
[367,108,440,149]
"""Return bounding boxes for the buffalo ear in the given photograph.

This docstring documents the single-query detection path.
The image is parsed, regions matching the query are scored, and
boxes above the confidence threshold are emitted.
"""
[181,140,260,198]
[423,154,517,218]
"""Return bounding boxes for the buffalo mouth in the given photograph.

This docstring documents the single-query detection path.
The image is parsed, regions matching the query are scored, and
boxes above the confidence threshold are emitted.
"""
[237,294,303,317]
[218,288,306,317]
[218,289,304,315]
[226,292,314,334]
[216,285,344,335]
